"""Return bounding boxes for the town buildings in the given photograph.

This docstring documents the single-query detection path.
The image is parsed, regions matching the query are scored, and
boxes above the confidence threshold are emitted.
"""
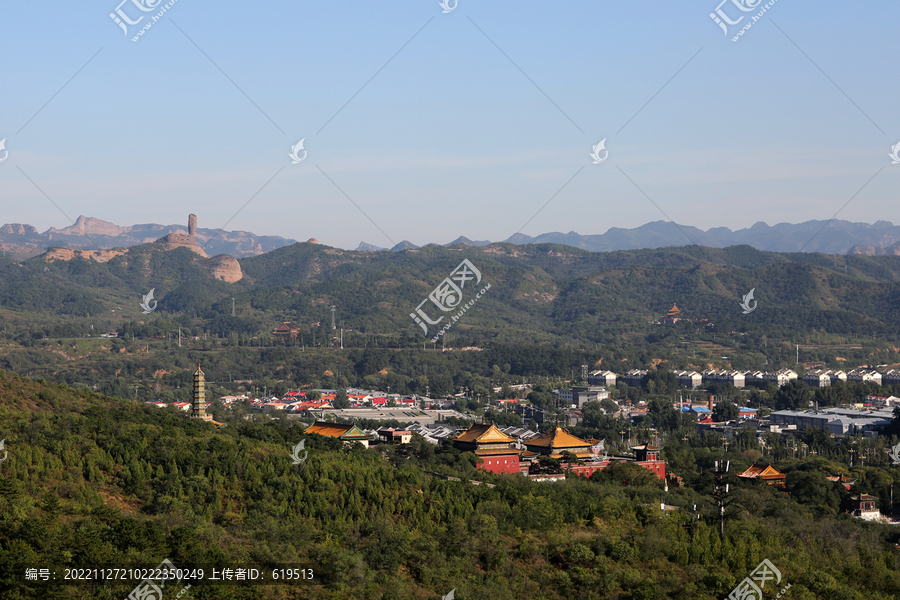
[554,385,610,408]
[769,408,892,437]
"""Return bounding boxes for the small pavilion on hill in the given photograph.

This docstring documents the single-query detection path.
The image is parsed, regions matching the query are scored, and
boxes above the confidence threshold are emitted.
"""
[658,303,682,324]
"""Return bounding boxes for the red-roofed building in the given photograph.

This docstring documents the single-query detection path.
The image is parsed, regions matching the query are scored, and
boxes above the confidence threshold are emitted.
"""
[497,398,520,405]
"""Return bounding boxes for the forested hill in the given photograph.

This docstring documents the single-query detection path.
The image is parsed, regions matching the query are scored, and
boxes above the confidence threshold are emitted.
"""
[1,370,899,599]
[4,241,900,345]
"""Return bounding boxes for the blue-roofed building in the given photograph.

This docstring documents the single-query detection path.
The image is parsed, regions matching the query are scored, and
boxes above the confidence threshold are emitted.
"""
[690,406,712,418]
[738,407,758,419]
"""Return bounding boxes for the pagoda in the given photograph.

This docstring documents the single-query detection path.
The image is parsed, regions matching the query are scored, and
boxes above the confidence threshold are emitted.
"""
[191,364,213,421]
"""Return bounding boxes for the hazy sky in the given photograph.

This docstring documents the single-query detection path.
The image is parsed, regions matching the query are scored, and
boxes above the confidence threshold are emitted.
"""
[1,1,897,250]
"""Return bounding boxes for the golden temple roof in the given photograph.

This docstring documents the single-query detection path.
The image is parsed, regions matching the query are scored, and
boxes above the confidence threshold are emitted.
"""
[666,304,681,316]
[305,421,371,439]
[453,422,516,444]
[527,427,592,449]
[737,464,784,480]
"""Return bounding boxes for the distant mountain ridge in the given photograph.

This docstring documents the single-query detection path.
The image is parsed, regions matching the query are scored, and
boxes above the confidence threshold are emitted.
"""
[353,219,900,255]
[0,215,298,259]
[504,220,900,255]
[6,216,900,260]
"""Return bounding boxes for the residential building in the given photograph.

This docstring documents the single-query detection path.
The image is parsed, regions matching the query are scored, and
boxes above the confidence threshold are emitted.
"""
[702,369,745,388]
[803,369,831,388]
[846,369,882,386]
[882,370,900,386]
[623,370,648,387]
[764,369,798,387]
[673,370,703,389]
[556,385,610,408]
[829,370,847,385]
[588,370,617,387]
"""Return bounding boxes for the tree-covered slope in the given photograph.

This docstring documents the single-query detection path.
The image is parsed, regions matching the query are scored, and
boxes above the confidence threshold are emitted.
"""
[1,372,900,599]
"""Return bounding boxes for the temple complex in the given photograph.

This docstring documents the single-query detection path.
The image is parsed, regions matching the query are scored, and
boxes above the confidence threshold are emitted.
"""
[452,421,666,480]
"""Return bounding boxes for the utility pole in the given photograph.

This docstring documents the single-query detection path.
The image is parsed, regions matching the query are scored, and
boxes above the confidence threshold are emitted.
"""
[331,305,337,330]
[713,460,730,536]
[178,328,182,348]
[796,344,799,365]
[231,298,235,316]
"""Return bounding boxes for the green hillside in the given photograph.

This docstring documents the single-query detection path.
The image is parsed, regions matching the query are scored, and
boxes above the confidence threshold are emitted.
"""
[7,242,900,343]
[2,372,900,599]
[1,242,900,401]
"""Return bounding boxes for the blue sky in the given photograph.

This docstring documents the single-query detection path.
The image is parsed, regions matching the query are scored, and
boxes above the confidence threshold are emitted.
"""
[1,0,897,250]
